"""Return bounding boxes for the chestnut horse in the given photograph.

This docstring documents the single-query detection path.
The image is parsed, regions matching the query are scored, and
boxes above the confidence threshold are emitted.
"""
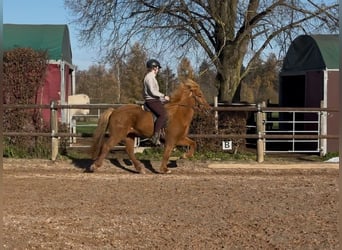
[89,79,211,174]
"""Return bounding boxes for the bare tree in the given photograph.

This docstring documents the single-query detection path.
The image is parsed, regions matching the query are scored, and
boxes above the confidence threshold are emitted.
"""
[158,66,177,95]
[241,53,281,104]
[76,65,118,104]
[197,60,217,103]
[177,57,195,82]
[65,0,338,102]
[120,43,147,103]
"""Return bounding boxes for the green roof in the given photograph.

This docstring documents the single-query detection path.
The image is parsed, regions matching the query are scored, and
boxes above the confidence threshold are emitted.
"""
[312,35,339,69]
[282,34,339,71]
[4,24,73,64]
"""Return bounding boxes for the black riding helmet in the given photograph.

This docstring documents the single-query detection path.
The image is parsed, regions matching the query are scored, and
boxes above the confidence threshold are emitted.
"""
[146,59,162,69]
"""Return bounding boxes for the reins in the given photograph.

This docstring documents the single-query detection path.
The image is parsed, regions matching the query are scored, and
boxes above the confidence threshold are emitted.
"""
[173,91,203,112]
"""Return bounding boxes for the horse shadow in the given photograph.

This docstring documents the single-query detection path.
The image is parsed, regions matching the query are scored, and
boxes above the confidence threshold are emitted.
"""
[69,157,176,174]
[69,158,93,172]
[109,159,178,173]
[109,159,161,174]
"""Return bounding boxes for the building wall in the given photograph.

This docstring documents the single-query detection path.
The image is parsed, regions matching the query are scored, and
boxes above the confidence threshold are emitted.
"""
[305,71,323,107]
[327,71,339,152]
[36,63,73,124]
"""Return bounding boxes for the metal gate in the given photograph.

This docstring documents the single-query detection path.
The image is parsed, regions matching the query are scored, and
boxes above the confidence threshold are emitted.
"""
[264,110,322,153]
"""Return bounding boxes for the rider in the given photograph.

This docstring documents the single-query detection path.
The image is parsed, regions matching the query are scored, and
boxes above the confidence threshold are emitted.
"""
[143,59,170,145]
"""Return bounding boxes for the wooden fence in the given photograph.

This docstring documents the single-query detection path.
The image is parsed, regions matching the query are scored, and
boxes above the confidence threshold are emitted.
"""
[3,102,339,162]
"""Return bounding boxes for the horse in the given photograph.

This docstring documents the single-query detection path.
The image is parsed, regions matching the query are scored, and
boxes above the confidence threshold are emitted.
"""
[89,78,211,174]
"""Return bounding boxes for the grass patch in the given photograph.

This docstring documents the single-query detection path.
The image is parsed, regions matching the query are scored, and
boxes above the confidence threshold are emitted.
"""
[321,151,339,161]
[75,121,97,135]
[136,147,256,161]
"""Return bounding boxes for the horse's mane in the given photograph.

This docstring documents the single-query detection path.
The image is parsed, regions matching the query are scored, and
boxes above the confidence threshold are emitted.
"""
[165,79,199,117]
[168,79,199,104]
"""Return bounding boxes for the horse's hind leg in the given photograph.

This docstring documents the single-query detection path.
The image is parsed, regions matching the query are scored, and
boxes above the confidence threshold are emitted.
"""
[91,135,121,171]
[177,137,196,159]
[124,136,146,174]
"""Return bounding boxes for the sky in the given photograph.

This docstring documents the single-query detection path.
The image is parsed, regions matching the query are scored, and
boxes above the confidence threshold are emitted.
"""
[3,0,97,70]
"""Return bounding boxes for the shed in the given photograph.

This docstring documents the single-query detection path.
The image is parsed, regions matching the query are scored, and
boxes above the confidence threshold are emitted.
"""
[4,23,76,124]
[279,34,339,153]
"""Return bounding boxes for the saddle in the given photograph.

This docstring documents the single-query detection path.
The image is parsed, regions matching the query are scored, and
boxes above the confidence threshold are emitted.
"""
[142,103,157,122]
[141,103,166,139]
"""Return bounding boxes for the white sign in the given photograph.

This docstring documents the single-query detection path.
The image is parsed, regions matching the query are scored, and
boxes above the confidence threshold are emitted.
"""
[222,140,232,150]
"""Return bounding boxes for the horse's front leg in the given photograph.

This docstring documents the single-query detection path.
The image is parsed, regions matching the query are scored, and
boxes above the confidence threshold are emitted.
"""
[177,137,196,159]
[160,143,175,174]
[125,136,146,174]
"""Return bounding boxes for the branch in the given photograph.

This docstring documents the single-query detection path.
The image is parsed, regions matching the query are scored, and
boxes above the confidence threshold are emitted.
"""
[235,0,285,43]
[242,9,326,80]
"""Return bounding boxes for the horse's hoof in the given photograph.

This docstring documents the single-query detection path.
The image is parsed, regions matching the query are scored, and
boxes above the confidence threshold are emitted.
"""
[135,163,146,174]
[159,168,171,174]
[84,167,94,173]
[87,164,99,173]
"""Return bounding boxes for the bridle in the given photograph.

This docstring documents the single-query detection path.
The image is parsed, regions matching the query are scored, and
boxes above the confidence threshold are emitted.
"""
[176,90,210,113]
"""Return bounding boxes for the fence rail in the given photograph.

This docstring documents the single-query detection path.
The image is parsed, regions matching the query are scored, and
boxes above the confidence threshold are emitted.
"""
[3,102,339,162]
[4,103,338,112]
[3,132,338,139]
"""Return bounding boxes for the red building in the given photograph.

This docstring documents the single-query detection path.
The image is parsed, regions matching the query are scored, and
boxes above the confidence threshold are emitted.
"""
[4,24,76,124]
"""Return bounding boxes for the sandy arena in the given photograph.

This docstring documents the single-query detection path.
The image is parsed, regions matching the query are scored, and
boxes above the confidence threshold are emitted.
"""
[3,157,339,249]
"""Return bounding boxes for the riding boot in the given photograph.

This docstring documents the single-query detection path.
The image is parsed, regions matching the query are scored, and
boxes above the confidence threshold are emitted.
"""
[151,132,161,146]
[160,128,166,140]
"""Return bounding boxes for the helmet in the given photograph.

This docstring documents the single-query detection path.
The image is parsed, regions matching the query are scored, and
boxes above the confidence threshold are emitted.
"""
[146,59,162,69]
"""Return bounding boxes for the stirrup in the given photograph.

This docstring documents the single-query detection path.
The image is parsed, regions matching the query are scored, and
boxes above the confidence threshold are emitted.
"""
[151,132,161,146]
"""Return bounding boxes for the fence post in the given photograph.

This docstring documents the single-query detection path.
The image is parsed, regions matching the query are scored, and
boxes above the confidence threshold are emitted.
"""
[214,96,218,132]
[256,103,265,163]
[320,101,327,156]
[50,101,59,161]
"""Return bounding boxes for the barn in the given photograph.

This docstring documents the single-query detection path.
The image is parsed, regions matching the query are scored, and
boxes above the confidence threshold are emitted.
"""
[3,23,76,124]
[279,34,339,153]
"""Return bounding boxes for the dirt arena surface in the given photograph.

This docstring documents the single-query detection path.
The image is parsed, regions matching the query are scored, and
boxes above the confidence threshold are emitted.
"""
[3,157,339,249]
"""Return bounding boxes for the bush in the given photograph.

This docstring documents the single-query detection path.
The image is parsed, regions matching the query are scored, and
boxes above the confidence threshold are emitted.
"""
[3,48,50,158]
[190,110,248,154]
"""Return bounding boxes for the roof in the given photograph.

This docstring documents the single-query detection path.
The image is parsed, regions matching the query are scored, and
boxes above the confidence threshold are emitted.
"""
[4,24,73,64]
[281,34,339,72]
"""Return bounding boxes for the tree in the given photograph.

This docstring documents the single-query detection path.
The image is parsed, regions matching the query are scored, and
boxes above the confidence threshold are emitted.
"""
[65,0,338,102]
[177,57,195,82]
[76,43,178,103]
[197,60,217,103]
[158,66,177,95]
[119,43,147,103]
[76,65,118,103]
[240,53,281,104]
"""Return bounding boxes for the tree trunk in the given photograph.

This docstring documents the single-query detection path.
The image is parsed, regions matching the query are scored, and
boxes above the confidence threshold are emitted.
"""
[212,0,248,103]
[217,52,243,103]
[212,0,257,103]
[217,69,240,103]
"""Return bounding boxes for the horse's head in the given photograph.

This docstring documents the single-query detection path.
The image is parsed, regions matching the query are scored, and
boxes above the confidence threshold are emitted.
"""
[183,79,212,113]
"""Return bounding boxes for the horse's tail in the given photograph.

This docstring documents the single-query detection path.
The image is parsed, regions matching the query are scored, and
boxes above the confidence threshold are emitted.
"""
[90,107,115,160]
